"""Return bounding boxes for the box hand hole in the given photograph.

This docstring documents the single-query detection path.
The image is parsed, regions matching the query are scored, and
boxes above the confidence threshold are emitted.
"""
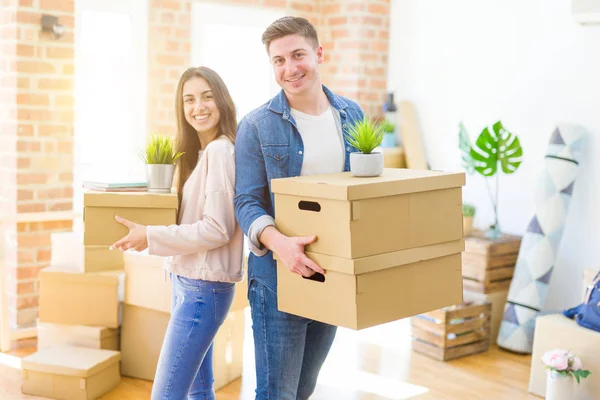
[302,272,325,283]
[298,200,321,212]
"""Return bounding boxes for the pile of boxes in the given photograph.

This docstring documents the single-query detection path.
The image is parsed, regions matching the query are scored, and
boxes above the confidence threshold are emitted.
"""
[271,168,466,330]
[22,190,248,399]
[528,268,600,399]
[461,230,522,344]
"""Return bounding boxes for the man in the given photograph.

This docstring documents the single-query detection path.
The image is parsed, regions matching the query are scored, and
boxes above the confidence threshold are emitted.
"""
[234,16,365,400]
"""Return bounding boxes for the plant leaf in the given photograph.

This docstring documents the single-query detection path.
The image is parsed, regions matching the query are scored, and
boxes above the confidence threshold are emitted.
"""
[470,120,522,177]
[141,134,184,164]
[344,117,384,154]
[458,121,475,174]
[495,121,523,174]
[573,370,581,384]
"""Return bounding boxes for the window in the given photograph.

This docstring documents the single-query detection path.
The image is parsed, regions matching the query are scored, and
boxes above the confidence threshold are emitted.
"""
[190,3,283,121]
[73,0,148,227]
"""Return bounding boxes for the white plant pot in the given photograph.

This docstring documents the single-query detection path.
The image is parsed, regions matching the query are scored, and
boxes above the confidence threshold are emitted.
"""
[545,370,574,400]
[146,164,175,193]
[349,152,384,177]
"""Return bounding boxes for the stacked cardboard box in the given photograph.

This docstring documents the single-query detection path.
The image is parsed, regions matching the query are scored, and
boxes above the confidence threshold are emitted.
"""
[411,300,491,361]
[120,251,248,390]
[271,168,466,330]
[22,346,121,400]
[25,191,179,398]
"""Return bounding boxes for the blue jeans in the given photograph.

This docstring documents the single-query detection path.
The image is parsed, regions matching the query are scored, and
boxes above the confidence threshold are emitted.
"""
[249,279,337,400]
[151,274,235,400]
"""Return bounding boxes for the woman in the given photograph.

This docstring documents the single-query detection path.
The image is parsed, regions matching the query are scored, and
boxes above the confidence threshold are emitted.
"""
[110,66,243,400]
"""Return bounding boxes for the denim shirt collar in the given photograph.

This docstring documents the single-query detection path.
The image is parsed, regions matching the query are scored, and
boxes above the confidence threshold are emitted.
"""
[267,85,349,117]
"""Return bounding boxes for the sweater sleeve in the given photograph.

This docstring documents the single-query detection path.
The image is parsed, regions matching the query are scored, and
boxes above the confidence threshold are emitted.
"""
[146,141,237,257]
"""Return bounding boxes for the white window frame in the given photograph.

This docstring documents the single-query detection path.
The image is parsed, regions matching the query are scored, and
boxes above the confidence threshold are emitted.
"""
[73,0,148,229]
[190,3,283,121]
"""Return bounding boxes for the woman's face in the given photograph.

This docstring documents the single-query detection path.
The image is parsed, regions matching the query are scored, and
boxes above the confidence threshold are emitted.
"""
[182,77,220,137]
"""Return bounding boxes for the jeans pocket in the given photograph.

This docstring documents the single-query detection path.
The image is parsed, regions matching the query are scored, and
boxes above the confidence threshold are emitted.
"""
[175,275,203,292]
[213,284,235,325]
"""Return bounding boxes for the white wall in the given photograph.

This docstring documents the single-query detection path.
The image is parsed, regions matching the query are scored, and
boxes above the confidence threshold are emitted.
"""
[388,0,600,310]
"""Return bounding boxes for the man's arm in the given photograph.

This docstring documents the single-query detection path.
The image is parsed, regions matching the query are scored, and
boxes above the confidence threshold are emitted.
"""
[234,116,272,256]
[234,116,323,277]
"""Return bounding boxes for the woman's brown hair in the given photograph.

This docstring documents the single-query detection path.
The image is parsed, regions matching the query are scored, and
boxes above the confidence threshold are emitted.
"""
[173,66,237,207]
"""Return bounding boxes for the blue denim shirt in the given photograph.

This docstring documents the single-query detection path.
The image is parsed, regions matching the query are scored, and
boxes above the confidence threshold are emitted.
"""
[234,85,365,292]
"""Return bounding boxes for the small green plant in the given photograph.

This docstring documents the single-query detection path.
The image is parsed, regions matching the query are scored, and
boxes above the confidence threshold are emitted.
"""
[345,117,384,154]
[141,134,184,164]
[462,203,476,217]
[380,120,395,133]
[459,120,523,239]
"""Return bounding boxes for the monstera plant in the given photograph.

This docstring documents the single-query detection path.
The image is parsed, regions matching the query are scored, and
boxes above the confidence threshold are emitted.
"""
[459,120,523,239]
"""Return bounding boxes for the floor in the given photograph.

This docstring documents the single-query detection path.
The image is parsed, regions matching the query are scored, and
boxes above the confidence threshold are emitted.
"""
[0,313,541,400]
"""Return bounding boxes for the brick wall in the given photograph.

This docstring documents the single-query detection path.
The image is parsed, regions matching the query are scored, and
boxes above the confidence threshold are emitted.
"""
[319,0,390,118]
[1,0,390,333]
[147,0,322,136]
[2,0,75,330]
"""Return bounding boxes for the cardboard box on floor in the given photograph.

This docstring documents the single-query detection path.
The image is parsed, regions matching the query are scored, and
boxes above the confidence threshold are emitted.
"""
[38,267,124,328]
[83,190,178,246]
[463,289,508,344]
[51,231,124,273]
[529,314,600,399]
[37,321,119,351]
[120,304,245,389]
[123,251,248,313]
[21,346,120,400]
[271,168,465,259]
[277,240,464,330]
[123,251,172,313]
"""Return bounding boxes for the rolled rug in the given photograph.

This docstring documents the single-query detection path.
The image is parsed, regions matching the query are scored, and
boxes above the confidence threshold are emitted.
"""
[497,125,586,353]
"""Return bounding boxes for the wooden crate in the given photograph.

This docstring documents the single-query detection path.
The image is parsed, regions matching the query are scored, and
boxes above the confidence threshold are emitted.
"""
[462,230,521,293]
[411,300,491,361]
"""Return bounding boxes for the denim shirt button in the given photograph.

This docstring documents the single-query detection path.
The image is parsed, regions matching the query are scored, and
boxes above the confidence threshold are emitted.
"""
[298,150,303,155]
[343,124,347,128]
[346,147,350,151]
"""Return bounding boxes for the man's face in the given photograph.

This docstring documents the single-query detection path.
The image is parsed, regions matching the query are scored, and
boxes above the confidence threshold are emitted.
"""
[268,34,323,97]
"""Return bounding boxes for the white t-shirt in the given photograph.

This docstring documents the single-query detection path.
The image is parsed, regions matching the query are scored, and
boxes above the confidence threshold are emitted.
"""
[290,105,345,176]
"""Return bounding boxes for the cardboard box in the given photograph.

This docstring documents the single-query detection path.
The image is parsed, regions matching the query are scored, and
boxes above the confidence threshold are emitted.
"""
[121,304,245,385]
[120,305,169,381]
[123,251,171,313]
[123,251,248,313]
[83,191,178,246]
[38,321,119,351]
[277,240,464,330]
[21,346,120,400]
[271,168,465,259]
[214,309,245,390]
[39,267,124,329]
[463,289,508,344]
[51,231,124,273]
[529,314,600,399]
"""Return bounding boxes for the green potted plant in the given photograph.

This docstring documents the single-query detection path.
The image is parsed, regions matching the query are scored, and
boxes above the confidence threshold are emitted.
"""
[380,119,397,148]
[345,117,385,177]
[140,134,184,193]
[459,120,523,239]
[462,203,476,236]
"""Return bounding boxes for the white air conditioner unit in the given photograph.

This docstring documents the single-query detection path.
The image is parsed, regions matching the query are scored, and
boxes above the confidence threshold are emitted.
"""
[572,0,600,24]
